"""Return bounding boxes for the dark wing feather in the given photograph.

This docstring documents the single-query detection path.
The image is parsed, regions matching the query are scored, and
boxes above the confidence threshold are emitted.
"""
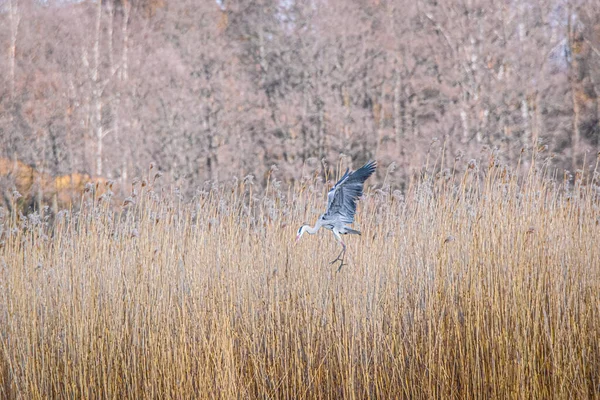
[323,160,376,224]
[326,168,350,211]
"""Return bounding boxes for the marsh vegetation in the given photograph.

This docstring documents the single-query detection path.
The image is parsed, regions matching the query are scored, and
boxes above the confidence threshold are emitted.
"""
[1,154,599,398]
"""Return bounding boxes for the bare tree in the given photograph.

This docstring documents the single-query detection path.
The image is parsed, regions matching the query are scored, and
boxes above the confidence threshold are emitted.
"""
[1,0,600,202]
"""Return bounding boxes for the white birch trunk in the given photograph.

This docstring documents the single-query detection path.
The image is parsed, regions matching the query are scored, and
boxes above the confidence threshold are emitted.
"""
[121,0,130,81]
[9,0,20,101]
[93,0,103,176]
[121,0,131,182]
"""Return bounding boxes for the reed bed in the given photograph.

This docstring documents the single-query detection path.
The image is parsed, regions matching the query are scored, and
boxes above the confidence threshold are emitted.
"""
[1,155,599,399]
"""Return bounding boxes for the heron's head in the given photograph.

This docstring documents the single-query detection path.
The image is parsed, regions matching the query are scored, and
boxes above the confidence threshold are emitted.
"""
[296,224,308,243]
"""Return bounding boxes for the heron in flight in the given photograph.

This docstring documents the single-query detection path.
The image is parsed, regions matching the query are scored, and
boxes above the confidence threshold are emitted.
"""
[296,160,377,270]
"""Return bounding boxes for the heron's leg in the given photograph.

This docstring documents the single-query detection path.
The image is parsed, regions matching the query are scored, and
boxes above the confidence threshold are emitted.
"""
[335,250,346,272]
[330,241,347,270]
[330,245,345,264]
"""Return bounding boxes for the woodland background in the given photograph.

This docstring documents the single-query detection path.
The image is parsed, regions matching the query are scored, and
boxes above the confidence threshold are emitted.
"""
[0,0,599,201]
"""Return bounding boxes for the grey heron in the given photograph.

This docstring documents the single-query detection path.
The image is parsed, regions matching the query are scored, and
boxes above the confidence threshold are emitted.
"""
[296,160,377,270]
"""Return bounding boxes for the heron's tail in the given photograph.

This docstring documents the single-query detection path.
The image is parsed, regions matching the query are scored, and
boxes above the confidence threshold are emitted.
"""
[345,228,361,235]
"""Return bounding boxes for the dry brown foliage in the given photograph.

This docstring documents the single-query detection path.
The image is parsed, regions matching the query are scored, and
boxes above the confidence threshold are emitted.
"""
[0,158,111,212]
[0,157,41,195]
[1,158,599,398]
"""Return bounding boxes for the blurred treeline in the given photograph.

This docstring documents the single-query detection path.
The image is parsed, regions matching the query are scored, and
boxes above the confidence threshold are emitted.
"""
[0,0,599,199]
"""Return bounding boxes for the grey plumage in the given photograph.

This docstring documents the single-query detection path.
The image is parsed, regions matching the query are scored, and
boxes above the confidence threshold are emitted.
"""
[296,160,377,270]
[322,160,377,226]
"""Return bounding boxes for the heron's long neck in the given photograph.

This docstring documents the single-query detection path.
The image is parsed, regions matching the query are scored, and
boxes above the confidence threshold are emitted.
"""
[305,221,322,235]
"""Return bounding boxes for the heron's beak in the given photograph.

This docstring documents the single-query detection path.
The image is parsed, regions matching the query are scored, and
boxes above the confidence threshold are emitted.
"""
[295,234,300,244]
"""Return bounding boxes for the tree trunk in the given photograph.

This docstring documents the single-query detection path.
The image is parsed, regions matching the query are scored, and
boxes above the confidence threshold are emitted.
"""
[375,81,386,160]
[93,0,104,176]
[393,62,403,156]
[521,98,530,148]
[121,0,130,82]
[8,0,20,101]
[120,0,131,183]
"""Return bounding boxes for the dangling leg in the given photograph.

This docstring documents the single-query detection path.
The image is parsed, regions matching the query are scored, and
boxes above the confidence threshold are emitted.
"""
[330,230,347,271]
[329,242,346,265]
[335,245,346,272]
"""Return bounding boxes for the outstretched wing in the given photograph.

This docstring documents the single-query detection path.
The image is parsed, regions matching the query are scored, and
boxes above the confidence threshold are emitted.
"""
[323,160,377,224]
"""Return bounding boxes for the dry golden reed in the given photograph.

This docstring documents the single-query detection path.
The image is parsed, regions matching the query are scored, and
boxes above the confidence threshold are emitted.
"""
[1,156,599,399]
